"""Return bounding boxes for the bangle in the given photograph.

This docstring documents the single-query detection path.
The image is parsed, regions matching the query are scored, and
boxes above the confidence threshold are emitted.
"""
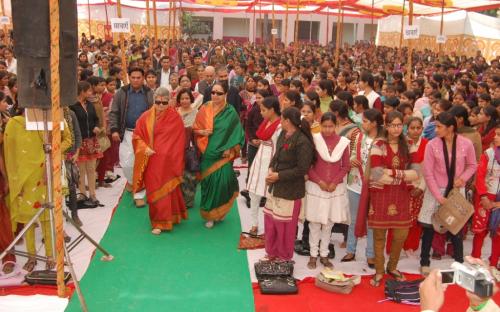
[470,300,489,311]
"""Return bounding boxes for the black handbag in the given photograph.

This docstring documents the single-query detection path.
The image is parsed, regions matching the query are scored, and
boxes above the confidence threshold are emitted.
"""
[25,270,72,286]
[254,260,294,280]
[258,276,298,295]
[185,134,200,172]
[384,279,424,305]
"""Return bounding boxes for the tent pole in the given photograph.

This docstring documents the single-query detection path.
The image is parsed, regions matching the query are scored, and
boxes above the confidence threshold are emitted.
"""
[371,0,374,43]
[339,6,344,49]
[87,0,92,38]
[406,0,413,90]
[168,0,172,43]
[253,1,256,46]
[439,0,445,55]
[173,0,177,40]
[153,0,158,48]
[48,0,65,298]
[260,0,263,45]
[285,0,289,47]
[309,13,312,43]
[117,0,128,84]
[295,0,299,55]
[326,7,329,46]
[335,0,342,67]
[146,0,152,58]
[398,0,406,60]
[104,0,111,41]
[272,1,276,49]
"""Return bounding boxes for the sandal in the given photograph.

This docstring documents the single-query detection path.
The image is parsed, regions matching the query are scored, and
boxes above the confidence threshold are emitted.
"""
[307,257,317,269]
[2,262,15,274]
[249,226,258,236]
[46,258,56,270]
[341,253,356,262]
[387,269,406,281]
[370,274,384,287]
[151,229,161,235]
[320,257,333,268]
[23,258,37,272]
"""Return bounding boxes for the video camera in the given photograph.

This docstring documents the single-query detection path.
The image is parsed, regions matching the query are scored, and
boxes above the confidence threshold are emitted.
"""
[440,262,495,298]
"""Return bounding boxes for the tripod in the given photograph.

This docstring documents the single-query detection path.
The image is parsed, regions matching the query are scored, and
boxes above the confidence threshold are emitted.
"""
[0,109,114,312]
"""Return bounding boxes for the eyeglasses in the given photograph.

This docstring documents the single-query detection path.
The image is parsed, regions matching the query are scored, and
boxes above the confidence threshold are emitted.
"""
[387,123,404,129]
[155,100,169,105]
[211,91,225,96]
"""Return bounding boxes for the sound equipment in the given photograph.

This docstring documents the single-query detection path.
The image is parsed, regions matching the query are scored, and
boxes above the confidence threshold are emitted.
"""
[12,0,78,109]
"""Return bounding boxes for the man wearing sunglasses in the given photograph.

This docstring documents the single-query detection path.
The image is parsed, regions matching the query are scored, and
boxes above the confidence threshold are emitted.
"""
[109,67,154,208]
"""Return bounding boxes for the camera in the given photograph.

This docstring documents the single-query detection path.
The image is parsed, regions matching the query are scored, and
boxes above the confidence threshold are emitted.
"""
[439,262,495,298]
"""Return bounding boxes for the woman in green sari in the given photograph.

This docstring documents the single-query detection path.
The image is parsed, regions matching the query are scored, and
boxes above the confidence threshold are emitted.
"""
[193,82,244,228]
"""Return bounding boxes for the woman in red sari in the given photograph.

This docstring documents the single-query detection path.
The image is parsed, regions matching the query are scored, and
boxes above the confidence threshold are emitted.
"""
[132,87,187,235]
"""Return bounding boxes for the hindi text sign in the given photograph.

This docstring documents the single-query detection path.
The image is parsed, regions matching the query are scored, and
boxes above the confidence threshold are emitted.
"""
[111,18,131,33]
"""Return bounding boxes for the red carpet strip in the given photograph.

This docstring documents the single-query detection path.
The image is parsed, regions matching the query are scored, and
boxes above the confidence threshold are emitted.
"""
[254,275,500,312]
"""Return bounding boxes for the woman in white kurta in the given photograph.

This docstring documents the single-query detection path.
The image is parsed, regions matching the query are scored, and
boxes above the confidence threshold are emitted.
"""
[246,96,282,235]
[303,112,351,269]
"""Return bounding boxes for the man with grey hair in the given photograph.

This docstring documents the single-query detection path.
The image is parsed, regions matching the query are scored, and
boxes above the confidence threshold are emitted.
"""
[110,67,154,207]
[202,66,242,113]
[196,65,216,96]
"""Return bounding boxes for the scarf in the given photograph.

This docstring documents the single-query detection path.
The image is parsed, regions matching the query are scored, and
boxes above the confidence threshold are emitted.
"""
[442,134,457,197]
[256,118,281,141]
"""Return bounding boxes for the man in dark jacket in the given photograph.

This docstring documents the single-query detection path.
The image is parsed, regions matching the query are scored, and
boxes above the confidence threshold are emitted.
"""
[203,66,242,114]
[109,67,154,207]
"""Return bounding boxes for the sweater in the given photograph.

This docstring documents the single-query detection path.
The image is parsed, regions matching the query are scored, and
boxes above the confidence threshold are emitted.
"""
[423,135,478,202]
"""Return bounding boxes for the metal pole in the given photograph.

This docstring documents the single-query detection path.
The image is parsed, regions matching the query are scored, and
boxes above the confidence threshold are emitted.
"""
[48,0,65,298]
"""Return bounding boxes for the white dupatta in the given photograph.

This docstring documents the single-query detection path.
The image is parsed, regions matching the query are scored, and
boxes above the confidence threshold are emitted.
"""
[313,133,350,163]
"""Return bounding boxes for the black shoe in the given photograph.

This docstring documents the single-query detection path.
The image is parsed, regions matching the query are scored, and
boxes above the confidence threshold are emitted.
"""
[328,243,335,259]
[294,240,310,256]
[259,197,267,207]
[240,190,251,208]
[234,170,241,177]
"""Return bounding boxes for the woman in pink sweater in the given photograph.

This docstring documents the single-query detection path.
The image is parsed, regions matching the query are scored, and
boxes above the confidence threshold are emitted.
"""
[418,112,477,275]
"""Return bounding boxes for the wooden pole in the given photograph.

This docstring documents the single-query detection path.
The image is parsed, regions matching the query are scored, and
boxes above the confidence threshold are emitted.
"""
[168,0,173,42]
[334,0,342,67]
[117,0,128,84]
[87,0,92,37]
[295,0,300,54]
[146,0,152,59]
[259,0,263,44]
[406,0,413,90]
[153,0,158,47]
[326,7,330,46]
[285,0,289,46]
[399,0,406,59]
[48,0,65,298]
[0,0,8,46]
[339,6,344,48]
[253,1,256,45]
[371,0,375,43]
[173,0,177,40]
[439,0,445,55]
[272,1,276,49]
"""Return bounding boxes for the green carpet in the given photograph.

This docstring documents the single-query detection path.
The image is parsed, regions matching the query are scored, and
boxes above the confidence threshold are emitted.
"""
[66,190,254,312]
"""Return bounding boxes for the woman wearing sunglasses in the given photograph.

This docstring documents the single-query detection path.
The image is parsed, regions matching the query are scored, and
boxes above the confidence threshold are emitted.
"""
[132,87,188,235]
[193,82,245,228]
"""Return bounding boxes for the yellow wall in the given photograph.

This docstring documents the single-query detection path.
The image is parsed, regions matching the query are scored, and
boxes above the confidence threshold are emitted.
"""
[77,19,180,42]
[378,32,499,61]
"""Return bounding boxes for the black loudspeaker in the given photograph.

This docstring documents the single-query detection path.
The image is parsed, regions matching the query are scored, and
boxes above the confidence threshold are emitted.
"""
[12,0,78,109]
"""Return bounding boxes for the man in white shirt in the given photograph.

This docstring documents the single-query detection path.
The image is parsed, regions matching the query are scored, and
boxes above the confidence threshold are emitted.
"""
[157,56,172,89]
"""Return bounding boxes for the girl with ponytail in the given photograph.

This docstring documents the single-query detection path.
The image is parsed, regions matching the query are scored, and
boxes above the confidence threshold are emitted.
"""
[263,107,314,262]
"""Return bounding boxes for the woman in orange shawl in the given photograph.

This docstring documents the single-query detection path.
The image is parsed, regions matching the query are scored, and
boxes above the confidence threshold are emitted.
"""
[132,88,187,235]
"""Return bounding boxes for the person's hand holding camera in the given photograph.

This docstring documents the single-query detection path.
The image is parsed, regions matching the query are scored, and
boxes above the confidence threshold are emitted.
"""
[464,256,498,310]
[420,270,446,312]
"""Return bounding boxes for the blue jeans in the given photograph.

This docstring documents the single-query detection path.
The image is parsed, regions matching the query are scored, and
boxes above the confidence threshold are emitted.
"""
[346,190,374,258]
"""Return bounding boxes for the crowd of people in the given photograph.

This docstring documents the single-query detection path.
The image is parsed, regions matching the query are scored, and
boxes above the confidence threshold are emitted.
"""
[0,34,499,303]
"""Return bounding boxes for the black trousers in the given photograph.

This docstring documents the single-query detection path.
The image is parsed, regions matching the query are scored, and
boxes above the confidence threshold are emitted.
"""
[245,144,259,183]
[420,226,464,267]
